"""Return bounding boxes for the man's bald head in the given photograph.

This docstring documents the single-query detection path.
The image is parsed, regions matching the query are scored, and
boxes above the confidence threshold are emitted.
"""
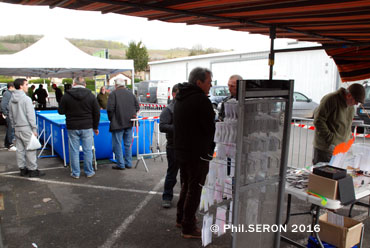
[228,74,242,97]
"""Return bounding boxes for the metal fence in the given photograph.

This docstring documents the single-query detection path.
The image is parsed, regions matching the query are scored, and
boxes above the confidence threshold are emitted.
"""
[288,117,370,169]
[133,110,167,172]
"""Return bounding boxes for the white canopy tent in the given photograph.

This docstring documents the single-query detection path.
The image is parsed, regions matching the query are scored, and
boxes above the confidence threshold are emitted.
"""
[0,35,134,79]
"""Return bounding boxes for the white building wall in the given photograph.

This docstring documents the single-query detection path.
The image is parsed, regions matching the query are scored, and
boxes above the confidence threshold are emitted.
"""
[274,50,339,103]
[149,49,340,103]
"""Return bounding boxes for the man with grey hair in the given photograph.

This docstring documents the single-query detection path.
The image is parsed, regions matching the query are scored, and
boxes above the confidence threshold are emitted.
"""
[174,67,215,238]
[58,77,100,179]
[107,77,139,170]
[313,83,365,164]
[115,78,126,87]
[219,74,243,121]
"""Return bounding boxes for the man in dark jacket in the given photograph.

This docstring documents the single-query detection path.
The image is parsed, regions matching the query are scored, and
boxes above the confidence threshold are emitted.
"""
[160,83,180,208]
[107,78,139,170]
[58,77,100,179]
[52,83,63,106]
[1,82,16,151]
[34,84,48,109]
[174,67,215,239]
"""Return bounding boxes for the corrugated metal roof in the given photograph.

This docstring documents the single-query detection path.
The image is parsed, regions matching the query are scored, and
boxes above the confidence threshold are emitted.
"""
[4,0,370,81]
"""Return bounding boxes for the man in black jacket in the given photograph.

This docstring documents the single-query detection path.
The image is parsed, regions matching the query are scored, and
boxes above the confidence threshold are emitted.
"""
[174,67,215,239]
[58,77,100,179]
[160,84,180,208]
[52,83,63,106]
[34,84,48,109]
[107,78,139,170]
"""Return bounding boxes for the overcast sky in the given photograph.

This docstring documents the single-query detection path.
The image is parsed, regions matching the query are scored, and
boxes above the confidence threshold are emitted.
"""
[0,2,295,51]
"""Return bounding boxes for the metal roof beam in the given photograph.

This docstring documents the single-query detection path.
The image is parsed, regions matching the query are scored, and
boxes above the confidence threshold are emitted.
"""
[84,0,353,43]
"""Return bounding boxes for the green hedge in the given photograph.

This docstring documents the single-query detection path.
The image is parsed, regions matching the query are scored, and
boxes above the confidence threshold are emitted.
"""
[62,78,73,84]
[0,76,14,84]
[29,79,51,86]
[61,78,96,93]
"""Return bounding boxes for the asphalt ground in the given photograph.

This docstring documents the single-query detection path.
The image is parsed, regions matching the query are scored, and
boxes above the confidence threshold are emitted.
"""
[0,124,369,248]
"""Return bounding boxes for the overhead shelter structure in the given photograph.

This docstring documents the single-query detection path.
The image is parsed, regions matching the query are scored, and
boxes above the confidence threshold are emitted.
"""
[4,0,370,82]
[0,35,134,80]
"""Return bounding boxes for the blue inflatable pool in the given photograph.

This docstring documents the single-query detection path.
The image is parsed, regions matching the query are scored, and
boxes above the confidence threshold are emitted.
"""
[36,110,155,163]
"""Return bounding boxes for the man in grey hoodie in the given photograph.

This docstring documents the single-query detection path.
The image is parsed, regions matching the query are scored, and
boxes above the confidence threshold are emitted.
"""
[9,78,45,177]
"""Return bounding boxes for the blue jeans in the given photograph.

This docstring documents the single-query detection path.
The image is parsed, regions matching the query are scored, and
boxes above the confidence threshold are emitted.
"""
[68,129,95,177]
[163,148,179,201]
[112,128,133,168]
[4,117,15,148]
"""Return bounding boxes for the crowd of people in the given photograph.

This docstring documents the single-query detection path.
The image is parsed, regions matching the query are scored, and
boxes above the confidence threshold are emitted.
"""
[3,77,139,179]
[2,68,366,240]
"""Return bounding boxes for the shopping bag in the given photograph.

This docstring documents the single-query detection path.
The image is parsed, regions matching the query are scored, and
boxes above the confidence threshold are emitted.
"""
[27,133,41,150]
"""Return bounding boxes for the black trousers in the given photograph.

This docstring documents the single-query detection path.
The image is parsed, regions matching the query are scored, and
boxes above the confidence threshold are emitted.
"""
[162,147,179,201]
[176,156,209,233]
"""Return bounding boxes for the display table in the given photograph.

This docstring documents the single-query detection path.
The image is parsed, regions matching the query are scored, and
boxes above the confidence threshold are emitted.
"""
[281,176,370,248]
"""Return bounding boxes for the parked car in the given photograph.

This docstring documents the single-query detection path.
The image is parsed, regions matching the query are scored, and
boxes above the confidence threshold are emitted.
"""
[209,85,230,109]
[292,92,319,118]
[272,91,318,123]
[156,81,176,104]
[137,80,159,103]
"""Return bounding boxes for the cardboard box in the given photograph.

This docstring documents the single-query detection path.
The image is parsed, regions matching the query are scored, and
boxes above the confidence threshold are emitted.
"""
[308,173,338,200]
[319,213,363,248]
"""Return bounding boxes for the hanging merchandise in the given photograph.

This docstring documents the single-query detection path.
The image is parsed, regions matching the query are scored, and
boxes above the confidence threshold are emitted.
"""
[200,79,293,248]
[232,80,293,248]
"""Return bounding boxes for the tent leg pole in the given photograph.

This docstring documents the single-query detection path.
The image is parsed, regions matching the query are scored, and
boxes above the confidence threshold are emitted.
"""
[269,26,276,80]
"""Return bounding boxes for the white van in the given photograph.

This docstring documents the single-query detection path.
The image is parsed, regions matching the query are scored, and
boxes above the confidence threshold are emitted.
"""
[156,80,177,104]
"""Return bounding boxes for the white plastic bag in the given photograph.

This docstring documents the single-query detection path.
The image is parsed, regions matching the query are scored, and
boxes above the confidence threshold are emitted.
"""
[27,133,41,150]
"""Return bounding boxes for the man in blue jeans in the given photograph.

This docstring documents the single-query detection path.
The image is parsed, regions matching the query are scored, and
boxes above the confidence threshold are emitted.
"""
[58,77,100,179]
[107,78,139,170]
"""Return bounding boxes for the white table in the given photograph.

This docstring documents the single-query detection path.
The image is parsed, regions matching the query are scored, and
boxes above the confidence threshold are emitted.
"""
[281,177,370,248]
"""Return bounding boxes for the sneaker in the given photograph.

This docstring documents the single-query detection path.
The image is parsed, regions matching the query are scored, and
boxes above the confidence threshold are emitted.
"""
[162,200,171,208]
[70,173,79,179]
[20,167,29,177]
[112,165,125,170]
[181,228,201,239]
[8,145,17,152]
[28,169,45,177]
[86,173,95,178]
